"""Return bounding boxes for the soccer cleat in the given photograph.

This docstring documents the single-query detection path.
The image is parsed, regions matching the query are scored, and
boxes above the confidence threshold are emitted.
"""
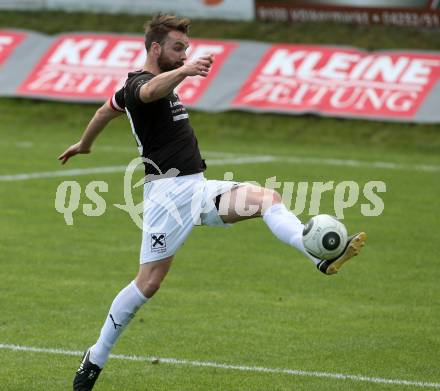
[73,349,102,391]
[317,232,367,275]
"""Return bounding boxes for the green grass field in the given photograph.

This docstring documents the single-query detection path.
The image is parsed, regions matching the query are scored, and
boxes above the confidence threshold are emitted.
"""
[1,10,440,391]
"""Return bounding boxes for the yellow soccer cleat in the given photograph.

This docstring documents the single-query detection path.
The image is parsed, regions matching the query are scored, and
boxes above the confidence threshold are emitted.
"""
[317,232,367,275]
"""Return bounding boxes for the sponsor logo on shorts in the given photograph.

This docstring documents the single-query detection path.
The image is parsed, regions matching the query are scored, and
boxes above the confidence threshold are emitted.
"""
[151,233,167,253]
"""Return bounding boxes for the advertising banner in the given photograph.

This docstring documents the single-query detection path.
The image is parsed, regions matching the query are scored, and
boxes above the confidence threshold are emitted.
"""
[232,45,440,120]
[255,0,440,28]
[17,33,236,106]
[1,29,440,123]
[0,30,26,66]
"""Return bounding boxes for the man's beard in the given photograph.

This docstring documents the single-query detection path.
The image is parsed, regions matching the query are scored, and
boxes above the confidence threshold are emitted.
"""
[158,52,184,72]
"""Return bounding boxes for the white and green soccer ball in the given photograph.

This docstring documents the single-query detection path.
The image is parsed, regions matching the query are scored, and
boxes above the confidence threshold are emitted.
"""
[302,214,348,260]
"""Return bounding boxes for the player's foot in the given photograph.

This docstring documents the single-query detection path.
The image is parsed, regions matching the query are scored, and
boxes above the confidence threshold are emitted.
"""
[73,348,102,391]
[317,232,367,275]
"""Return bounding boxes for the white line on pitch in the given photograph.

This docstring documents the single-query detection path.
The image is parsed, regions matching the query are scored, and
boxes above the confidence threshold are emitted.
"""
[280,156,440,172]
[0,156,276,181]
[1,153,439,182]
[9,142,242,156]
[0,165,127,181]
[5,141,440,172]
[0,343,439,389]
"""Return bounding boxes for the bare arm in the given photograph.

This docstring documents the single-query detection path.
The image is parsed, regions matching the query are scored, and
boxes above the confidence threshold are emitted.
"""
[139,54,213,103]
[58,100,123,164]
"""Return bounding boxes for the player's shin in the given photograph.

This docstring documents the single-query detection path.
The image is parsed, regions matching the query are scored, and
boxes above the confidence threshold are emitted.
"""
[89,281,148,368]
[262,203,320,265]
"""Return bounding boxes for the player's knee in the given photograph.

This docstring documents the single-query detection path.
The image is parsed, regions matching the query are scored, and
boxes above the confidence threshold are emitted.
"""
[270,189,282,204]
[262,188,282,206]
[139,280,162,298]
[258,188,282,216]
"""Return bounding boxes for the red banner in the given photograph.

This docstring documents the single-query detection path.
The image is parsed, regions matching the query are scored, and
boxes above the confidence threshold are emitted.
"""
[233,45,440,119]
[17,33,236,105]
[0,31,26,66]
[255,1,440,28]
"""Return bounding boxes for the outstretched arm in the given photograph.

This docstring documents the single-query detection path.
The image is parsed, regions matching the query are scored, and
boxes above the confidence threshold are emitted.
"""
[139,54,213,103]
[58,100,123,165]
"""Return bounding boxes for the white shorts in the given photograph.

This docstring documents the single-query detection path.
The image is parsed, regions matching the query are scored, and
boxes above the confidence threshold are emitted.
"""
[140,173,241,263]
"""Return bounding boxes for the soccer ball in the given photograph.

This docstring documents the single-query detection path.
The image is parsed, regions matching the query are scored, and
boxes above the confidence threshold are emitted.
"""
[302,214,348,260]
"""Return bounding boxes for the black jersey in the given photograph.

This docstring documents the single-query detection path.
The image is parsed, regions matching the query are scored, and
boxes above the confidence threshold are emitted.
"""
[111,70,206,176]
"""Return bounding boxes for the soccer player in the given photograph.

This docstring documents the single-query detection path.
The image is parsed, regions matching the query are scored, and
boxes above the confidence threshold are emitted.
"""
[59,14,367,391]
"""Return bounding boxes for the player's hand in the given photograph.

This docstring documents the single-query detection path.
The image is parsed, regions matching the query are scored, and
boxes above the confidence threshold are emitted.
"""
[182,54,214,78]
[58,141,90,165]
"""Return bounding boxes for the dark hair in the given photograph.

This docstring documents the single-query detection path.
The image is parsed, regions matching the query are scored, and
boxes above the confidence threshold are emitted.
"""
[144,14,191,51]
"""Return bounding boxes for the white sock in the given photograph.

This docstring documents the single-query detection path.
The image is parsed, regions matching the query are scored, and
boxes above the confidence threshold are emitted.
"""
[89,281,148,368]
[263,203,320,265]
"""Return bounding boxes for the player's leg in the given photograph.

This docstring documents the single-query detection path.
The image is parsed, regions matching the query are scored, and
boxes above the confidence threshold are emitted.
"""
[74,175,202,390]
[90,257,173,366]
[217,184,365,274]
[217,183,281,223]
[218,183,320,263]
[73,256,173,391]
[134,256,174,297]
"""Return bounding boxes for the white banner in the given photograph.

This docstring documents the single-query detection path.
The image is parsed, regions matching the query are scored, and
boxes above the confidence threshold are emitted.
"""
[0,0,255,21]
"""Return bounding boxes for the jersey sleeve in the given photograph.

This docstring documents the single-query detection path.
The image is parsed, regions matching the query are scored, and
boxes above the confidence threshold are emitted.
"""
[128,73,155,105]
[109,86,126,112]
